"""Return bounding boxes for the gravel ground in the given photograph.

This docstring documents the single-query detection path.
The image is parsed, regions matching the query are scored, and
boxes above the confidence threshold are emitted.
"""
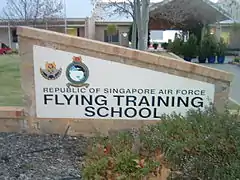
[0,133,87,180]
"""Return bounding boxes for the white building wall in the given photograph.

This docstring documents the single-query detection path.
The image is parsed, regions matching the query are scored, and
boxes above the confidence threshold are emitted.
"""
[0,28,10,47]
[0,27,18,49]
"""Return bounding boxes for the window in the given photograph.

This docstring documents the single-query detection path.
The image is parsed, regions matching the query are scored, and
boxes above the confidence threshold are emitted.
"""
[104,30,119,42]
[11,28,18,43]
[150,30,163,40]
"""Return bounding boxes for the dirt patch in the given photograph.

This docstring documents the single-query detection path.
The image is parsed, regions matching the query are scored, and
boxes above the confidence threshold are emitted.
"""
[0,133,87,180]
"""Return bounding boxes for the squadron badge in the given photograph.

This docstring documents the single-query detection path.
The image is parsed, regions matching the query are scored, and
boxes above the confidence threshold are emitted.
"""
[40,62,62,80]
[66,56,90,88]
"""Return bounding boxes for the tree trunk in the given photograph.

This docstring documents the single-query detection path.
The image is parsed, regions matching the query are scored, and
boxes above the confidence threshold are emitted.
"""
[142,0,150,50]
[136,0,144,50]
[45,21,48,30]
[131,21,137,49]
[201,24,206,45]
[131,0,137,49]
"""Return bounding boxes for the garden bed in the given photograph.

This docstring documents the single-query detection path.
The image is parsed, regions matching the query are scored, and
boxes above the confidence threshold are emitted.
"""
[0,133,87,180]
[228,56,240,67]
[229,61,240,66]
[1,107,239,180]
[83,108,240,179]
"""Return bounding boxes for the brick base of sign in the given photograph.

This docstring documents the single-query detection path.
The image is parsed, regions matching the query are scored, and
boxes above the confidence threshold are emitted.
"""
[0,106,24,132]
[0,106,158,136]
[0,102,238,135]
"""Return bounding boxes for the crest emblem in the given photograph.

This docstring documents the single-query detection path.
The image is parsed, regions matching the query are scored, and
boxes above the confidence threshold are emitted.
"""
[66,56,90,88]
[40,62,62,80]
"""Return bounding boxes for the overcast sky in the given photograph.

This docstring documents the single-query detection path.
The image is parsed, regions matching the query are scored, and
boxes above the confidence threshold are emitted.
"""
[0,0,219,18]
[0,0,93,18]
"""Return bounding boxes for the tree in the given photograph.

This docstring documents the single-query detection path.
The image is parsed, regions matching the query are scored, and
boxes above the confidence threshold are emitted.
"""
[91,0,137,49]
[92,0,150,50]
[107,24,117,42]
[128,22,150,49]
[96,0,134,19]
[2,0,63,25]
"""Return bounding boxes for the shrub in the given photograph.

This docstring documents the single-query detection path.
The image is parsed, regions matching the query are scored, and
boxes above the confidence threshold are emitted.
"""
[11,49,19,54]
[182,34,197,58]
[83,107,240,180]
[83,131,166,179]
[205,34,218,57]
[153,43,159,49]
[141,108,240,179]
[6,49,18,55]
[234,56,240,62]
[107,24,117,43]
[216,38,227,56]
[198,35,209,58]
[168,37,183,55]
[161,42,168,50]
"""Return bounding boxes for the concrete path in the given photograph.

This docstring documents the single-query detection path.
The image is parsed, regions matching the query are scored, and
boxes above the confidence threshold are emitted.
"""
[204,63,240,104]
[191,56,240,103]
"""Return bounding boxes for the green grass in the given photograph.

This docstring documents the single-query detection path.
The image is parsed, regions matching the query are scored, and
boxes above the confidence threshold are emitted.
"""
[227,100,240,115]
[151,51,177,58]
[0,55,23,106]
[228,100,240,110]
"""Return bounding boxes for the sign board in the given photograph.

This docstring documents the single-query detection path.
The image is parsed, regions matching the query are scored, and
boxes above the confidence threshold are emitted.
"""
[33,45,215,120]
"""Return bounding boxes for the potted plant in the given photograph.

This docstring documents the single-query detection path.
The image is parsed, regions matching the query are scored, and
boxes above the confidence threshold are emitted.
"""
[153,42,159,49]
[197,45,206,63]
[216,37,227,64]
[168,36,183,55]
[182,34,197,62]
[182,42,191,61]
[198,33,209,63]
[206,34,217,63]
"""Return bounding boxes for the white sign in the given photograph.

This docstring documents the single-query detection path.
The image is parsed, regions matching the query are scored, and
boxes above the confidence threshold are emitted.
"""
[33,45,215,120]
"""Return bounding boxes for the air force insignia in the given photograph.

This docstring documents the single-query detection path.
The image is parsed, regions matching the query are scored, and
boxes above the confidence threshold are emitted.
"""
[40,62,62,80]
[66,56,90,88]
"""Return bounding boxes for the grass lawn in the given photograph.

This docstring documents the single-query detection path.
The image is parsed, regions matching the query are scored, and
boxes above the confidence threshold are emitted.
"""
[228,100,240,110]
[0,55,23,106]
[151,51,177,58]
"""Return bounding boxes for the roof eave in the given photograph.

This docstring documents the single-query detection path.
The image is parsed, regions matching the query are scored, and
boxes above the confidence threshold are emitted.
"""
[150,0,232,24]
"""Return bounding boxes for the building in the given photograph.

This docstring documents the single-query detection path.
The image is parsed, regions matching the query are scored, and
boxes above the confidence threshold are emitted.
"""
[210,20,240,48]
[1,0,238,49]
[0,18,131,49]
[217,0,240,21]
[211,0,240,48]
[149,0,240,48]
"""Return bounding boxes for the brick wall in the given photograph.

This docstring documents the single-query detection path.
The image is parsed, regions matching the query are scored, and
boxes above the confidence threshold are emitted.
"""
[0,107,24,132]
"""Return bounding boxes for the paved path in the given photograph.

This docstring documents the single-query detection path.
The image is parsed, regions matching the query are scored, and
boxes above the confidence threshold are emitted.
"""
[204,63,240,104]
[191,56,240,103]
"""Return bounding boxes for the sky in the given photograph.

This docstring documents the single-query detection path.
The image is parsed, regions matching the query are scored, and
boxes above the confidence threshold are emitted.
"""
[0,0,219,19]
[65,0,93,17]
[0,0,93,18]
